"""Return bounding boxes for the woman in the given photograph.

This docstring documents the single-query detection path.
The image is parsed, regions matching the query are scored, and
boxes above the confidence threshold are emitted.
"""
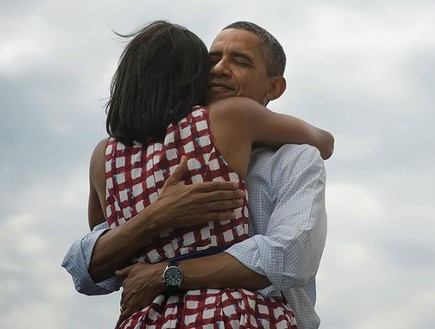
[88,21,333,328]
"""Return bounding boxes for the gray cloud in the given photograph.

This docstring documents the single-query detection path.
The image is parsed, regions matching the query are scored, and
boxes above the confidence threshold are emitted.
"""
[1,1,434,328]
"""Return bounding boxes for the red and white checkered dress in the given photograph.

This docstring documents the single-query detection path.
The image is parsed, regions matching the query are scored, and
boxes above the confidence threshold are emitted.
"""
[105,106,298,328]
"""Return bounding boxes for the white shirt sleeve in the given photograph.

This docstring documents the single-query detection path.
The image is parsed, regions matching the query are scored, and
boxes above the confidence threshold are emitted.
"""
[226,145,327,297]
[61,222,122,295]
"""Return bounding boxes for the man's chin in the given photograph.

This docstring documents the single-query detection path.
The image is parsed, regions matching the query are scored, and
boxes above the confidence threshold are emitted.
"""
[207,92,233,104]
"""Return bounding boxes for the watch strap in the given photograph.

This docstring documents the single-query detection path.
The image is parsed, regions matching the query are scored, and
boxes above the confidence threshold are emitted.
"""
[168,259,179,267]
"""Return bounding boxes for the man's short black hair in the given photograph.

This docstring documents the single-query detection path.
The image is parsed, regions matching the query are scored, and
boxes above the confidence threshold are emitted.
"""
[224,21,286,76]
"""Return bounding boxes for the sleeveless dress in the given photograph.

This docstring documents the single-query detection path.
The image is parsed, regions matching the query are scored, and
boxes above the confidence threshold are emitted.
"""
[105,106,298,329]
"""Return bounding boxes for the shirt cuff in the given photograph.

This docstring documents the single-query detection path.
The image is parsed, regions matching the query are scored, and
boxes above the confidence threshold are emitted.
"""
[225,235,283,298]
[62,224,122,295]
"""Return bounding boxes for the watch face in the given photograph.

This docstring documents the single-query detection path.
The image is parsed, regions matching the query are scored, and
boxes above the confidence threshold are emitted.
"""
[164,266,183,287]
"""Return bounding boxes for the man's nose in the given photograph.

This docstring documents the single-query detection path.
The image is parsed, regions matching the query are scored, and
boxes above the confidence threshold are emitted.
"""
[210,59,231,77]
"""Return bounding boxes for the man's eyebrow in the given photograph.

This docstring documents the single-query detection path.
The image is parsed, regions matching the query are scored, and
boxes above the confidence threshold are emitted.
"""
[208,51,221,57]
[208,50,254,63]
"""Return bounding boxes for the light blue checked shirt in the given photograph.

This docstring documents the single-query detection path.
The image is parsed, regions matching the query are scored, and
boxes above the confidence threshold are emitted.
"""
[62,144,327,329]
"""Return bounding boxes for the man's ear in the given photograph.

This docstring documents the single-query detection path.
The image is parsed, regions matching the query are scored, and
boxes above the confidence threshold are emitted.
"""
[266,76,286,102]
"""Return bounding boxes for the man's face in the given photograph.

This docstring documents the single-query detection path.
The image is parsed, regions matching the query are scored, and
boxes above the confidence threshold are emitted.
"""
[208,29,274,105]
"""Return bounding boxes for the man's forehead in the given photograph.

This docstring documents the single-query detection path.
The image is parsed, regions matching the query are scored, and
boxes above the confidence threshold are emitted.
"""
[210,29,262,54]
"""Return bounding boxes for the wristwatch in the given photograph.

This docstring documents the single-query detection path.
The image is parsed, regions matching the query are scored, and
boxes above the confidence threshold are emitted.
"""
[162,259,183,291]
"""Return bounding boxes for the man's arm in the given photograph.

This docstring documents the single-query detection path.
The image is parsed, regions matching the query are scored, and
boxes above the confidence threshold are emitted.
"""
[118,145,327,319]
[89,160,245,282]
[180,145,326,292]
[62,158,245,294]
[62,222,122,295]
[226,145,327,294]
[115,250,271,326]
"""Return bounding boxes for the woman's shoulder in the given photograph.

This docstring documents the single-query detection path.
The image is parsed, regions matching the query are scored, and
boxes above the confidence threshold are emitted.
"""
[208,97,265,123]
[91,138,110,161]
[89,138,110,192]
[209,96,260,110]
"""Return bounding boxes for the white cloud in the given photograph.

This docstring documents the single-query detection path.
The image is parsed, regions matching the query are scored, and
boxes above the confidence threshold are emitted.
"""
[1,0,435,328]
[319,179,435,328]
[0,38,43,74]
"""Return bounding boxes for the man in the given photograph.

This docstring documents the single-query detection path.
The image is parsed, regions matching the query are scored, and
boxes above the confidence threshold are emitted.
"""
[63,21,330,329]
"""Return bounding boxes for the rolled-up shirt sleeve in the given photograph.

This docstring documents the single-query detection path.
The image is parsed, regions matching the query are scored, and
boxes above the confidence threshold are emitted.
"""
[61,222,122,295]
[226,145,327,298]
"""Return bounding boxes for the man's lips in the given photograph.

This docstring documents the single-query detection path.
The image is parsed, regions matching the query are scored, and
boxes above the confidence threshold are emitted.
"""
[208,82,235,92]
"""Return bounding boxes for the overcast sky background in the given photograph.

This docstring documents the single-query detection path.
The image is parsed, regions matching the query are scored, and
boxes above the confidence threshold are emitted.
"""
[1,0,434,328]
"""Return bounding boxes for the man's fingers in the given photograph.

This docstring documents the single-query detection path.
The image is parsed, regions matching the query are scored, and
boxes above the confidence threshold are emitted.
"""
[116,310,129,328]
[117,301,143,328]
[204,210,237,222]
[204,198,244,212]
[199,198,245,222]
[193,181,240,193]
[197,189,245,204]
[164,156,188,188]
[117,297,132,328]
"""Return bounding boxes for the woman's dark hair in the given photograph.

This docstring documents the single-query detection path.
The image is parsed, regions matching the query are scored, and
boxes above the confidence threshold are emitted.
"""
[106,21,210,145]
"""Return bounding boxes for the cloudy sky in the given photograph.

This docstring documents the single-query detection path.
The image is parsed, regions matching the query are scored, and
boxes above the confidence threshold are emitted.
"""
[1,0,434,328]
